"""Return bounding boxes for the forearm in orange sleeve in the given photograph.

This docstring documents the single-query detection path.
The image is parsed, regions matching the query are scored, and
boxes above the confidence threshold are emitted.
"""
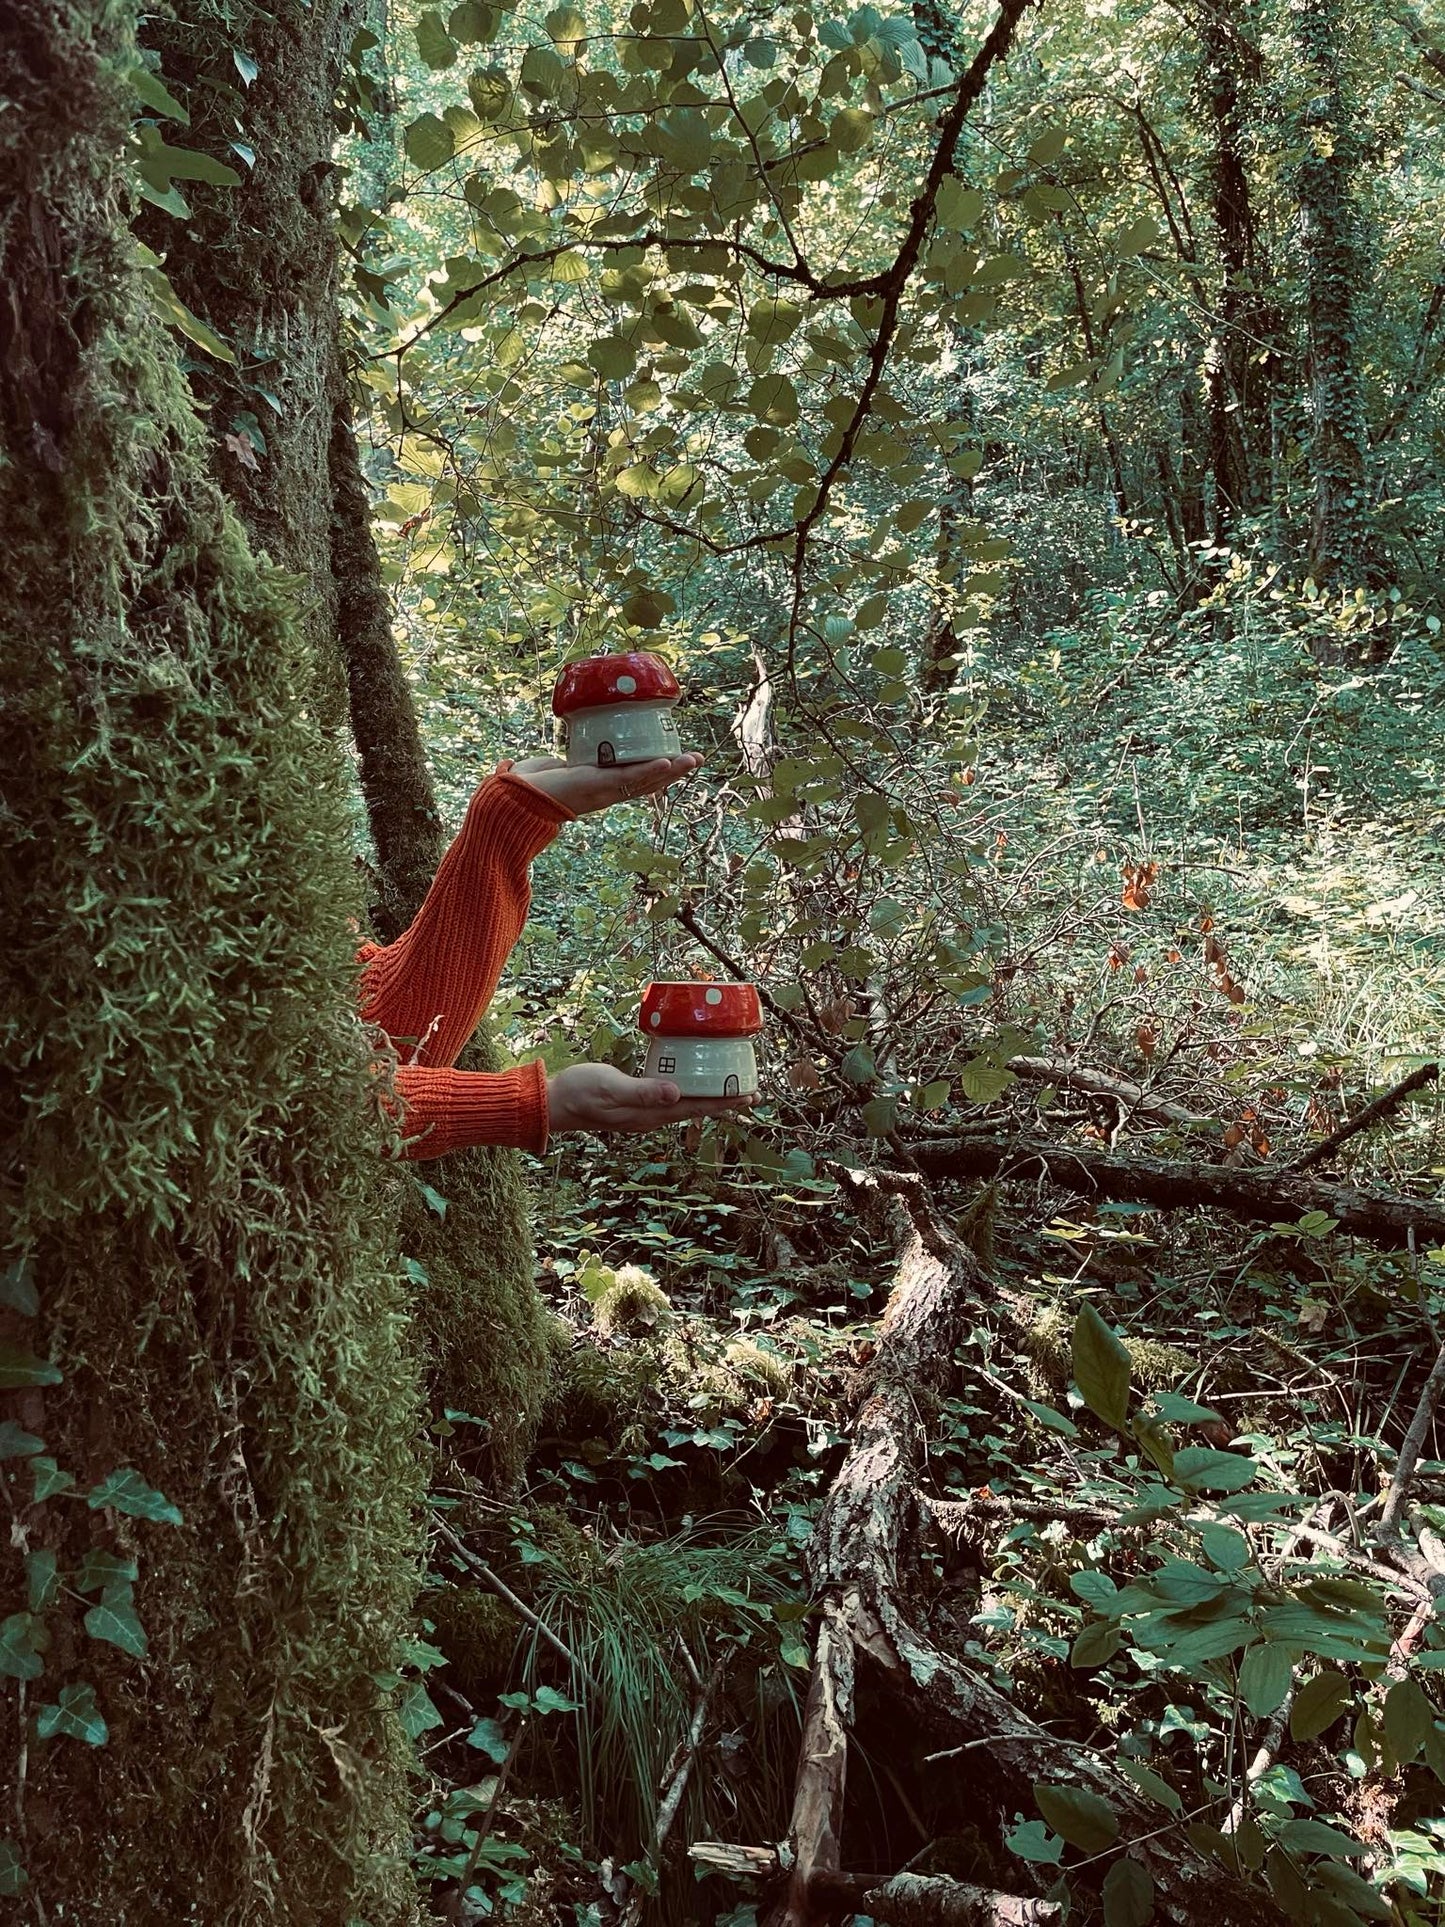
[388,1060,550,1159]
[358,767,573,1068]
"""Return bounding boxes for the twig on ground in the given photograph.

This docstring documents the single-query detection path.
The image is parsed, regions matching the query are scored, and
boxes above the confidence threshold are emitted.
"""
[1378,1338,1445,1538]
[431,1516,601,1695]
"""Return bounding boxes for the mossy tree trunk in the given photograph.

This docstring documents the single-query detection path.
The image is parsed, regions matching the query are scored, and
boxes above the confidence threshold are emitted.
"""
[135,0,355,723]
[138,0,553,1483]
[0,4,420,1920]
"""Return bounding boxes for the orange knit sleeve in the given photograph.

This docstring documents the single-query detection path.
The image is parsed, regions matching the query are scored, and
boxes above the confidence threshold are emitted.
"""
[389,1059,550,1159]
[358,767,573,1069]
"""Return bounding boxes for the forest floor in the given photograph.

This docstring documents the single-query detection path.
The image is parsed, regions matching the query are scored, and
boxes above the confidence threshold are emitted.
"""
[405,620,1445,1927]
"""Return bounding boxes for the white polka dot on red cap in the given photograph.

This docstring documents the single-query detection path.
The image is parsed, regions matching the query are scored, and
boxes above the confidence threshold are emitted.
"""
[616,673,637,693]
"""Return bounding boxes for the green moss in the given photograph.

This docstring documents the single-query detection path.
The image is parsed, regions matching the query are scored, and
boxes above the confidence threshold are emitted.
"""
[591,1265,673,1338]
[0,6,418,1917]
[1024,1304,1193,1395]
[544,1339,661,1443]
[420,1585,518,1703]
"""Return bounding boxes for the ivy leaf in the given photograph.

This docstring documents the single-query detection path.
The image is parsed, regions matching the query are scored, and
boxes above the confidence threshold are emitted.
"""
[0,1342,62,1389]
[1102,1857,1155,1927]
[1290,1669,1351,1742]
[398,1680,444,1739]
[74,1550,139,1595]
[31,1457,75,1502]
[415,10,459,67]
[84,1596,148,1659]
[1033,1782,1119,1853]
[26,1550,59,1613]
[0,1422,45,1460]
[1071,1302,1131,1432]
[0,1838,28,1896]
[1004,1818,1063,1865]
[86,1468,183,1525]
[0,1615,44,1681]
[467,1716,511,1761]
[1238,1641,1293,1718]
[36,1682,108,1747]
[0,1259,38,1315]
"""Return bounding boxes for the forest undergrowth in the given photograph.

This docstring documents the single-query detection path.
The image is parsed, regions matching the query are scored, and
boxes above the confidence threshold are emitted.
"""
[402,578,1445,1927]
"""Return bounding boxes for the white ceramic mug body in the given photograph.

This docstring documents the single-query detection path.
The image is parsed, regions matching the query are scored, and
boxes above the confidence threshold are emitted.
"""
[643,1036,758,1097]
[562,701,682,767]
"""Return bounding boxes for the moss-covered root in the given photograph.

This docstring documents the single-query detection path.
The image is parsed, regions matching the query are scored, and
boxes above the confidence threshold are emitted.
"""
[0,6,418,1919]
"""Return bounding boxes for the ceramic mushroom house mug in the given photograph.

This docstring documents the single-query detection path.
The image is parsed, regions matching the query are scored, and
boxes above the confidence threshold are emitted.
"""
[639,981,763,1098]
[553,651,683,768]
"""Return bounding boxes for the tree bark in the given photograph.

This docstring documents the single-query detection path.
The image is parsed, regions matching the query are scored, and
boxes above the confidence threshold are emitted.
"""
[0,4,419,1917]
[907,1134,1445,1244]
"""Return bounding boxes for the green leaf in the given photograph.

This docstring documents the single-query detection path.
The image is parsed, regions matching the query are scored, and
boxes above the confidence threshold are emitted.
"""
[135,131,241,188]
[0,1342,61,1389]
[1102,1857,1155,1927]
[398,1679,444,1739]
[466,1716,511,1761]
[747,373,799,426]
[1290,1669,1351,1742]
[1116,1760,1182,1814]
[1071,1302,1131,1432]
[1034,1782,1119,1853]
[233,49,258,86]
[31,1458,75,1501]
[86,1468,182,1525]
[0,1615,43,1681]
[936,177,984,230]
[1171,1447,1257,1493]
[415,10,459,67]
[417,1180,448,1220]
[622,587,674,627]
[1004,1818,1063,1865]
[143,266,237,363]
[1022,1398,1077,1437]
[1277,1817,1366,1857]
[958,1057,1016,1104]
[26,1550,58,1613]
[1239,1641,1294,1718]
[1071,1622,1123,1668]
[545,5,588,54]
[0,1260,37,1315]
[832,106,873,152]
[1200,1524,1250,1570]
[84,1597,147,1659]
[1115,215,1161,255]
[449,0,498,39]
[532,1683,580,1714]
[36,1682,107,1747]
[1383,1677,1433,1764]
[404,113,456,170]
[1151,1392,1223,1424]
[588,335,637,381]
[0,1422,45,1459]
[75,1550,139,1595]
[0,1838,29,1896]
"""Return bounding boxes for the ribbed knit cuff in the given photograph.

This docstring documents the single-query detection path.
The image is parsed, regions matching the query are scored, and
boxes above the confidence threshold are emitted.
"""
[393,1058,549,1159]
[493,762,576,850]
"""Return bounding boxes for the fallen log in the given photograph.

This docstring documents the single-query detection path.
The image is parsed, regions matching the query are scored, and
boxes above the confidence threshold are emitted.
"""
[906,1134,1445,1246]
[762,1167,1287,1927]
[689,1848,1059,1925]
[1287,1060,1439,1173]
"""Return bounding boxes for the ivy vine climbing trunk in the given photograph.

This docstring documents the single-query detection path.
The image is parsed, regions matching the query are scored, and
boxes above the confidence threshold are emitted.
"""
[0,4,419,1920]
[1289,0,1380,600]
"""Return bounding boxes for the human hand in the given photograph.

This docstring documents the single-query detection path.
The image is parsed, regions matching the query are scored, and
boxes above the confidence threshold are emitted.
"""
[546,1063,757,1135]
[510,753,703,818]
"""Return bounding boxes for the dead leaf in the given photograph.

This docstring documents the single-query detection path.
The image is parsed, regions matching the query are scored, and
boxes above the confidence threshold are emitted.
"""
[223,431,259,470]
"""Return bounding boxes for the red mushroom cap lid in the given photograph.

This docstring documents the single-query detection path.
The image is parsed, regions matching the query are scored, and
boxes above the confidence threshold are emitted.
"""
[640,981,763,1039]
[552,652,681,717]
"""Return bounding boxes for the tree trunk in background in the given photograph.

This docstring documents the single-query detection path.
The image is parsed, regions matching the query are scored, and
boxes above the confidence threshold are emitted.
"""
[135,0,354,725]
[0,5,418,1919]
[1290,0,1378,590]
[330,370,446,941]
[1198,0,1274,535]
